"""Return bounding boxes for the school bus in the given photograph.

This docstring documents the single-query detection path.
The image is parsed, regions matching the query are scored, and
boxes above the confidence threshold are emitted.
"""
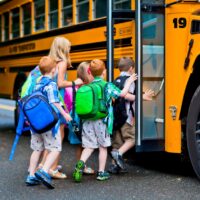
[1,0,200,179]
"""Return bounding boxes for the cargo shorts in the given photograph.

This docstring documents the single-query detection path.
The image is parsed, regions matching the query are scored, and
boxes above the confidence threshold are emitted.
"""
[31,129,62,152]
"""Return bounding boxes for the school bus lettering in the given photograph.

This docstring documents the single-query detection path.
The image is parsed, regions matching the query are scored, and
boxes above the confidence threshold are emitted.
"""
[173,17,187,28]
[9,43,36,54]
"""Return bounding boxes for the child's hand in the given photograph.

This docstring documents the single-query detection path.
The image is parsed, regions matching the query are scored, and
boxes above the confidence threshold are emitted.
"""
[143,89,155,101]
[74,78,83,86]
[128,73,138,83]
[64,113,72,122]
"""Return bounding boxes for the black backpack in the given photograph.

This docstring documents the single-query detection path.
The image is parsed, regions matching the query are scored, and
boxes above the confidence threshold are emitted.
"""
[113,76,134,131]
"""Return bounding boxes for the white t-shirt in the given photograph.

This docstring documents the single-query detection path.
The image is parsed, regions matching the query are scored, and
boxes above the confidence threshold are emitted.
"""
[120,72,135,126]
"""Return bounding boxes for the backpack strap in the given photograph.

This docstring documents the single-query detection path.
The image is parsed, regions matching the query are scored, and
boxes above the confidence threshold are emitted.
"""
[71,81,76,122]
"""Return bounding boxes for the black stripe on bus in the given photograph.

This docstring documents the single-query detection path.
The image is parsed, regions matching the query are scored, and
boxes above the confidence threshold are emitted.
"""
[0,38,132,60]
[0,18,107,47]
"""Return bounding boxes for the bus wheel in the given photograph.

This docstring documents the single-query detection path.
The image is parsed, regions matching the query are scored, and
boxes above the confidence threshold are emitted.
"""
[187,85,200,179]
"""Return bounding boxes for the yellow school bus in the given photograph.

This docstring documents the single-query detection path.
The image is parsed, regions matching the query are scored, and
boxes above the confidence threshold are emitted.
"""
[0,0,134,100]
[1,0,200,179]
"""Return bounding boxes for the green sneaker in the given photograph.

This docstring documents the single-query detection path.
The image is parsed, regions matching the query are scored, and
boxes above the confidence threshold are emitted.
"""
[96,171,110,181]
[73,160,85,182]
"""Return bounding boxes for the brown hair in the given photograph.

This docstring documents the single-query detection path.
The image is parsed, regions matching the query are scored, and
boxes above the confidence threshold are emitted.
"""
[90,59,105,77]
[39,56,56,75]
[117,57,135,72]
[77,62,90,84]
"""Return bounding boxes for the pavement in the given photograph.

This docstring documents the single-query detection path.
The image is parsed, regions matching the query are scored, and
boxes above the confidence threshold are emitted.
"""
[0,128,200,200]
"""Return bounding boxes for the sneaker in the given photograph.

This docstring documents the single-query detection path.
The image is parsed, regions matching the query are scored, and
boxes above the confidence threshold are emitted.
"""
[111,150,125,169]
[96,171,110,181]
[108,164,120,174]
[73,160,85,182]
[108,164,128,174]
[25,175,40,186]
[35,169,54,189]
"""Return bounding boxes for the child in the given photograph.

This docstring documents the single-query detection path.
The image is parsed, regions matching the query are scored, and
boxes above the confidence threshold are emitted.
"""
[73,59,137,182]
[65,62,95,174]
[109,57,154,173]
[26,56,72,189]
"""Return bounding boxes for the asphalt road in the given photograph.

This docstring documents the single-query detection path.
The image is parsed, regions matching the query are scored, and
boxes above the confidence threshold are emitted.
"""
[1,100,200,200]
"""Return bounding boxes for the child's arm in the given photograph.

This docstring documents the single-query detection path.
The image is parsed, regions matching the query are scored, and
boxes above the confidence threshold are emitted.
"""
[124,93,135,101]
[120,73,138,97]
[143,89,155,101]
[57,61,83,88]
[53,102,72,122]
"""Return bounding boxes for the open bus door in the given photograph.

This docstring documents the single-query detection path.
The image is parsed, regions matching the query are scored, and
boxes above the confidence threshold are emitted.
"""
[107,0,165,152]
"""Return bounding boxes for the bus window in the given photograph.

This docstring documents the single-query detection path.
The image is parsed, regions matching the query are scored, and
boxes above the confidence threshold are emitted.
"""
[114,0,131,10]
[12,8,20,39]
[76,0,89,23]
[95,0,107,19]
[34,0,45,31]
[62,0,73,26]
[49,0,58,29]
[0,15,2,42]
[22,3,32,36]
[3,12,9,41]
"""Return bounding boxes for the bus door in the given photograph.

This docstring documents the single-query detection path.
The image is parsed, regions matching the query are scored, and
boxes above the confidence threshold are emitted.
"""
[136,1,165,152]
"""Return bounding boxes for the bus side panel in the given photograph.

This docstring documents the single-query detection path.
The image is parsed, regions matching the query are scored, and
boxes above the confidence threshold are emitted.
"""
[165,12,191,153]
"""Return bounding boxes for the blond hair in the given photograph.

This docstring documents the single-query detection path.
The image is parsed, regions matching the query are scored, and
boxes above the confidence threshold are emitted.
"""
[39,56,56,75]
[77,62,90,84]
[49,37,71,67]
[90,59,105,77]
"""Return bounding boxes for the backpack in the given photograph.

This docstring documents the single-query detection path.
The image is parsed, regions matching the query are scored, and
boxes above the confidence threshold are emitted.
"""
[20,78,59,133]
[21,66,41,98]
[75,80,108,120]
[9,78,59,161]
[113,76,134,131]
[67,82,82,143]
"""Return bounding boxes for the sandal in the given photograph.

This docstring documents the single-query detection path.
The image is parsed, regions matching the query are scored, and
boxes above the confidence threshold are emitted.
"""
[83,166,95,175]
[49,169,67,179]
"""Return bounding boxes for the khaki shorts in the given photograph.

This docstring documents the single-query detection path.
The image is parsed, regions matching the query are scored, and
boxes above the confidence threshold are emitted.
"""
[112,122,135,150]
[31,129,62,152]
[82,119,111,149]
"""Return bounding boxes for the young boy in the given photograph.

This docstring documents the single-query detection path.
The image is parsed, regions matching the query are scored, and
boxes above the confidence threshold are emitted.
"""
[109,57,154,173]
[26,56,72,189]
[73,59,137,182]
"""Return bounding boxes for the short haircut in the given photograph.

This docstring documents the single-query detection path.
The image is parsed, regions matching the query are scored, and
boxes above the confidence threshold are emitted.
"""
[39,56,56,75]
[77,62,90,84]
[117,57,135,72]
[90,59,105,77]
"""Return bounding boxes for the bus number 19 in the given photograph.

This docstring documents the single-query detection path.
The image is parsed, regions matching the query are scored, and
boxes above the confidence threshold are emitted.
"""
[173,18,187,28]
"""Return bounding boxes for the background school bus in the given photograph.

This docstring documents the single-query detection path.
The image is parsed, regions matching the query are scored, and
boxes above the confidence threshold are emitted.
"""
[1,0,200,179]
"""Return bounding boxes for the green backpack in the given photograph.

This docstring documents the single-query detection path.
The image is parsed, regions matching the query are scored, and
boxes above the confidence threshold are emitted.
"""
[75,80,108,120]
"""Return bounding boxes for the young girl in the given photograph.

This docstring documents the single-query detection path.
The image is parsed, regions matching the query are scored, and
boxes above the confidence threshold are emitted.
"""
[64,62,95,174]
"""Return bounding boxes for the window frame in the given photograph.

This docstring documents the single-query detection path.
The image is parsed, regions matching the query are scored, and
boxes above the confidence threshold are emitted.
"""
[3,12,9,41]
[48,0,58,30]
[34,0,45,32]
[22,3,32,36]
[62,0,73,27]
[11,7,20,39]
[76,0,89,23]
[114,0,131,10]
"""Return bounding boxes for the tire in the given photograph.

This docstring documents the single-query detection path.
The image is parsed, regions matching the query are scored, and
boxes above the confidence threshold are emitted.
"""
[187,85,200,179]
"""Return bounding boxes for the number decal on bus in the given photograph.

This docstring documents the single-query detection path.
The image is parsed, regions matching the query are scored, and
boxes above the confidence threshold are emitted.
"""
[173,18,187,28]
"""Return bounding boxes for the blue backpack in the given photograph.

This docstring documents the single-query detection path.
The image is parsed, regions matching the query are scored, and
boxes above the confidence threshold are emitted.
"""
[9,78,59,160]
[21,79,59,133]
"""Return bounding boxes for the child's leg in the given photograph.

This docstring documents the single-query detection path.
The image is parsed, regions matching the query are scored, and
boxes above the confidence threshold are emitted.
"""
[42,151,60,173]
[76,145,83,160]
[118,139,134,155]
[29,151,43,176]
[98,146,107,172]
[80,148,94,163]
